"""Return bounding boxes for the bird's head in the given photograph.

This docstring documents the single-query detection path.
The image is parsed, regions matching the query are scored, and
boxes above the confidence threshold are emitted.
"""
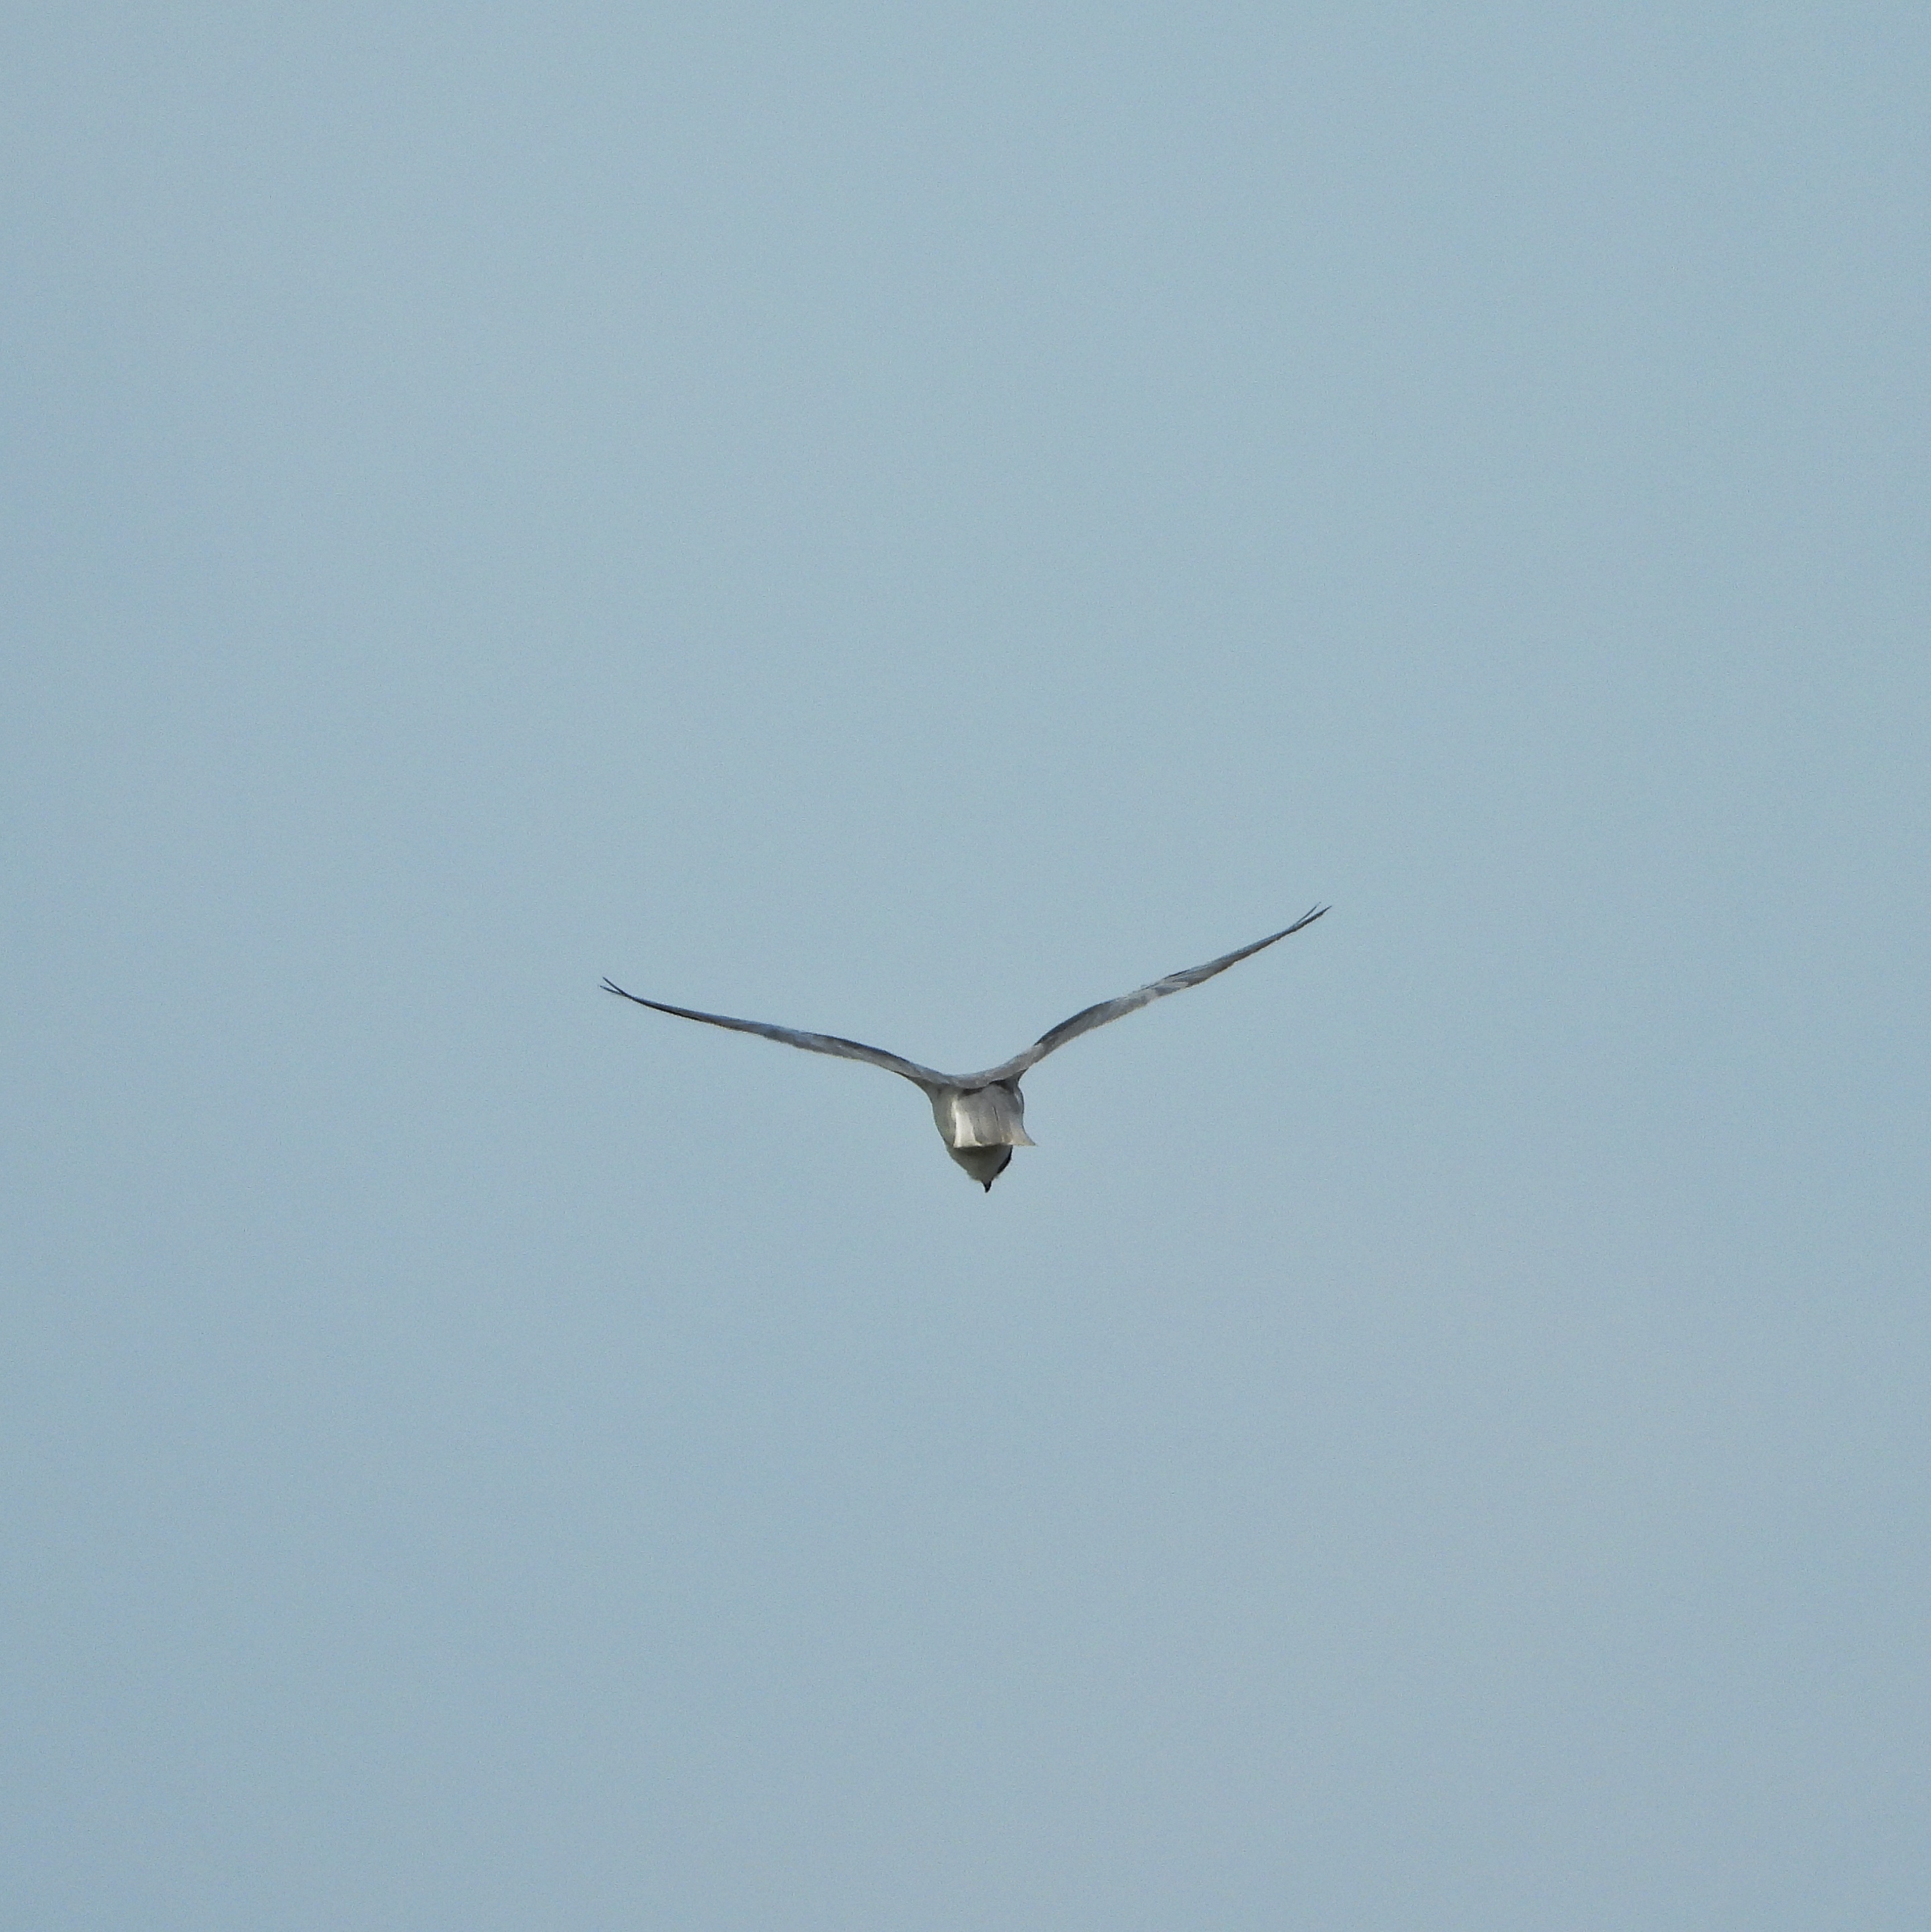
[946,1142,1014,1190]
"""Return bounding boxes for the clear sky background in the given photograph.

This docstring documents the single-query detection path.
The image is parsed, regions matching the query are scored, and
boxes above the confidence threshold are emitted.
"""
[5,5,1926,1927]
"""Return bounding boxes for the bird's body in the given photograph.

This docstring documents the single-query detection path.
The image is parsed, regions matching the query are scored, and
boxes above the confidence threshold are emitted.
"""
[603,906,1327,1189]
[929,1080,1034,1185]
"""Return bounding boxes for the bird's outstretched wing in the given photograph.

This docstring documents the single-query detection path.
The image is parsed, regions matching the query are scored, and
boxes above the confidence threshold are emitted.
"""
[967,905,1329,1085]
[601,980,947,1089]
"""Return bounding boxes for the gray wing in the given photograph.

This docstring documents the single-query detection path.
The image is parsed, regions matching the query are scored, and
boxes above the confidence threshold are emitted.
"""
[968,905,1329,1084]
[602,980,946,1089]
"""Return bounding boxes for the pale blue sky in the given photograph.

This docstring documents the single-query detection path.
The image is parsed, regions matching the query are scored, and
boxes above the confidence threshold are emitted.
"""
[5,5,1927,1927]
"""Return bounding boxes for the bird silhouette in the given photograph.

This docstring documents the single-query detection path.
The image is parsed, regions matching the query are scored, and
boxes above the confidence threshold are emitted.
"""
[604,905,1328,1189]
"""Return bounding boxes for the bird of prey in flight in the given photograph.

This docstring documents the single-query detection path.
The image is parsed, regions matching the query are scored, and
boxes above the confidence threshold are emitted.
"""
[603,905,1328,1190]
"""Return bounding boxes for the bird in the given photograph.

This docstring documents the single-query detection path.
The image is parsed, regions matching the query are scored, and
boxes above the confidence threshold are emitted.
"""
[602,905,1328,1190]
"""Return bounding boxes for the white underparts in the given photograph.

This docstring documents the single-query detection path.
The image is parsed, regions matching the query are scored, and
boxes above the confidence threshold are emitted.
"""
[936,1083,1035,1150]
